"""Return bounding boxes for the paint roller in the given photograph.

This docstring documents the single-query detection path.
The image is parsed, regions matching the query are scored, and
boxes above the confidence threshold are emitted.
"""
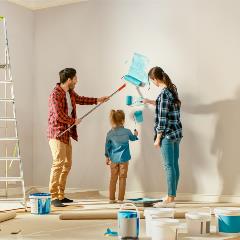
[126,96,143,106]
[57,83,126,138]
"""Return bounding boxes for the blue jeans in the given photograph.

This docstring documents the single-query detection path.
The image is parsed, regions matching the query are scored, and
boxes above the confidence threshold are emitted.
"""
[160,138,181,197]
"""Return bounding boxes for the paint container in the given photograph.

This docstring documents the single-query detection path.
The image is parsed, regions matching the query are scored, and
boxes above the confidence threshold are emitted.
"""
[144,208,175,237]
[29,193,51,214]
[214,208,240,235]
[134,110,143,124]
[118,203,139,239]
[185,209,211,236]
[151,219,180,240]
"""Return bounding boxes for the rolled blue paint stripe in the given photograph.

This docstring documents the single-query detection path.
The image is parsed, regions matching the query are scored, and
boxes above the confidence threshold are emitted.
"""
[123,75,142,87]
[126,96,133,105]
[134,111,143,123]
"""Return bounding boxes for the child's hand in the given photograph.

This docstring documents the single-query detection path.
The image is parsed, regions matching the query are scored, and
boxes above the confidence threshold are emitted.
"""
[106,158,111,165]
[134,129,138,136]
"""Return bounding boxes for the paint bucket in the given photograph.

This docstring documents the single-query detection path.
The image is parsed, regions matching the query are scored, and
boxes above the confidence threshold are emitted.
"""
[144,208,175,237]
[185,209,211,236]
[118,203,139,239]
[134,110,143,123]
[151,218,180,240]
[29,193,51,214]
[214,207,240,235]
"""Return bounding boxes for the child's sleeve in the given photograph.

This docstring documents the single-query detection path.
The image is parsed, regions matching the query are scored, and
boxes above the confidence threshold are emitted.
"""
[105,134,112,158]
[128,129,139,141]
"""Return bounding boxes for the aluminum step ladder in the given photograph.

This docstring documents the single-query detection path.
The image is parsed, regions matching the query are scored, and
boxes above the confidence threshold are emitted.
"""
[0,16,26,210]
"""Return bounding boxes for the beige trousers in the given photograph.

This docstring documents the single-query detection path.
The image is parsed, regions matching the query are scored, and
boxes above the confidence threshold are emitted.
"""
[109,162,129,201]
[49,139,72,200]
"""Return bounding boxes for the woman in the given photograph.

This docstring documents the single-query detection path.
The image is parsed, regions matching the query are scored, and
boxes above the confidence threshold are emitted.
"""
[143,66,182,207]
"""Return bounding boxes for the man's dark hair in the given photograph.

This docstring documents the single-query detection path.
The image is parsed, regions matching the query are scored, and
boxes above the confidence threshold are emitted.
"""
[59,68,76,84]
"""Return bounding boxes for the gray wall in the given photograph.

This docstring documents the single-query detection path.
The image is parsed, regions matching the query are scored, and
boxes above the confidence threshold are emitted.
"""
[1,0,240,197]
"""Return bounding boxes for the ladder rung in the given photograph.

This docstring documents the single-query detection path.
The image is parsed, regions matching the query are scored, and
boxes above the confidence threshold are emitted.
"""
[0,81,13,84]
[0,98,14,102]
[0,177,23,182]
[0,64,10,69]
[0,157,20,161]
[0,137,18,141]
[0,118,16,121]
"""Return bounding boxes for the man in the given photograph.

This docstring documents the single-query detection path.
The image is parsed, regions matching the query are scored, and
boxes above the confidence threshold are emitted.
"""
[48,68,109,207]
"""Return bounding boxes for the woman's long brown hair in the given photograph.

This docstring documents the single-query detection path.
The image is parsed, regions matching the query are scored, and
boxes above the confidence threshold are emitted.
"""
[148,66,181,107]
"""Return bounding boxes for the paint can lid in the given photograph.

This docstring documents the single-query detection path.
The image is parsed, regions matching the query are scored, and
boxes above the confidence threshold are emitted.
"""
[29,193,51,199]
[151,218,179,227]
[214,207,240,216]
[185,212,211,220]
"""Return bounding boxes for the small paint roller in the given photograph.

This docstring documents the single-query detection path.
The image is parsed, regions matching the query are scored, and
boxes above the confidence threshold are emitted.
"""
[57,83,126,137]
[126,96,143,106]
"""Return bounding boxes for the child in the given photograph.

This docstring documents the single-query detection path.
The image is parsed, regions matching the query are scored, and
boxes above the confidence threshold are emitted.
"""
[105,109,138,203]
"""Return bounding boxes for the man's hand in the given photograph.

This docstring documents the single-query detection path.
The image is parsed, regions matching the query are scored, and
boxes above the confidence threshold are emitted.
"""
[75,118,81,125]
[97,96,110,104]
[106,157,111,165]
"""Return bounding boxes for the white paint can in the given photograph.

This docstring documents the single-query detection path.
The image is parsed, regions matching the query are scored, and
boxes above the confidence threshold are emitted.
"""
[151,218,180,240]
[144,208,175,237]
[185,210,211,236]
[118,203,139,239]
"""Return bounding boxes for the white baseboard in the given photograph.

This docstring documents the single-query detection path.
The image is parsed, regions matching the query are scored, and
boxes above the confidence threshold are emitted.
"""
[1,186,240,203]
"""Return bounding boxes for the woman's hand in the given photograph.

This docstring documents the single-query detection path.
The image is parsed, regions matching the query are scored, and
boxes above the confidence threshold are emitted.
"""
[154,133,162,148]
[154,138,161,147]
[106,157,111,165]
[142,98,156,106]
[142,98,151,104]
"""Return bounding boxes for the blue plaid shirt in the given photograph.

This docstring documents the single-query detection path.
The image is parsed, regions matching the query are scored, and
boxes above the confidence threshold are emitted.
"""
[155,87,182,140]
[105,127,138,163]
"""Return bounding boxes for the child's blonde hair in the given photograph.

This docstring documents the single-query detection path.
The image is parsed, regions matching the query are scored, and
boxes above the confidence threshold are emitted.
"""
[110,109,125,127]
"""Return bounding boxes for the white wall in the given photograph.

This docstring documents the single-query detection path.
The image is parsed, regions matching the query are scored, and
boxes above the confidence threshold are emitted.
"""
[0,1,34,185]
[3,0,240,197]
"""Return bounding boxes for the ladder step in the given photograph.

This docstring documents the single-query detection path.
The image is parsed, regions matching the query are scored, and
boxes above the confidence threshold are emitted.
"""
[0,137,18,141]
[0,81,13,84]
[0,64,9,69]
[0,177,23,182]
[0,98,14,102]
[0,157,20,161]
[0,118,16,121]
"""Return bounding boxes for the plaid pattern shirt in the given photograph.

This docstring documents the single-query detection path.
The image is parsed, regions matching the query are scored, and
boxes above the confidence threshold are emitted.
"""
[155,87,182,140]
[48,83,97,144]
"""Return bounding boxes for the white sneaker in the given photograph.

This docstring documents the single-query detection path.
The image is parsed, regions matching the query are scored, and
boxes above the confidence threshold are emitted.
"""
[153,201,176,208]
[117,200,124,204]
[109,200,117,204]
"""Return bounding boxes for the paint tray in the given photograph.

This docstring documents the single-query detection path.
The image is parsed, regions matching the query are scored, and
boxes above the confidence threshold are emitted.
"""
[127,198,162,207]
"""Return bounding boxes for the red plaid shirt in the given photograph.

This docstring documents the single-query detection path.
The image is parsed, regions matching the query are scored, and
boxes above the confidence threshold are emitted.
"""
[48,83,97,144]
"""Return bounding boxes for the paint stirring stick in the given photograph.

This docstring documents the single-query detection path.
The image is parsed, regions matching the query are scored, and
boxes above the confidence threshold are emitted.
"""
[57,83,126,138]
